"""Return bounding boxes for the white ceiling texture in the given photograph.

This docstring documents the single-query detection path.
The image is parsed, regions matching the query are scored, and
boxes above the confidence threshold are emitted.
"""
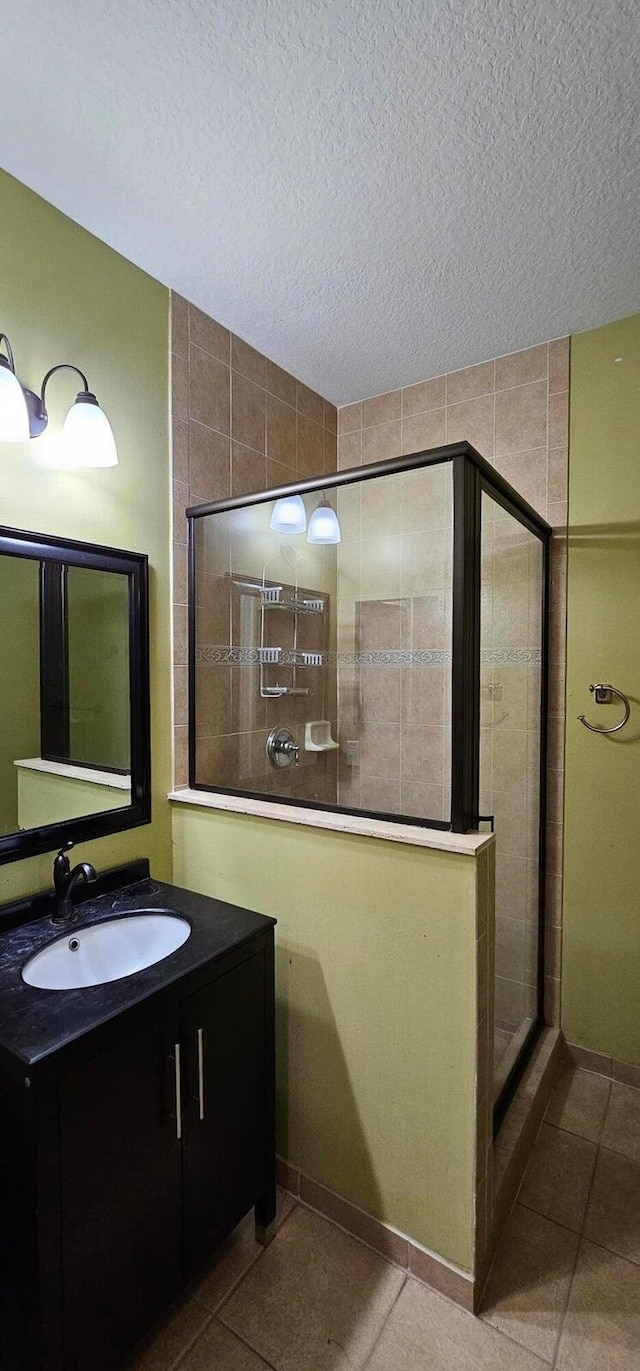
[0,1,638,403]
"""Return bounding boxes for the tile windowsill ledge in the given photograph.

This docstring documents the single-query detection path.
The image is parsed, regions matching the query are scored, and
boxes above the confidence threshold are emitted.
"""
[168,787,494,856]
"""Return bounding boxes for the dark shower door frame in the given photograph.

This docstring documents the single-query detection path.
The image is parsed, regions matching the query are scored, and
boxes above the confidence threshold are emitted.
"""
[186,441,551,1127]
[473,467,551,1131]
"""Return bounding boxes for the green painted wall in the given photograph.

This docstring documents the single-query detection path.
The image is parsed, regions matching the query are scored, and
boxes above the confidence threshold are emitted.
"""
[173,805,479,1270]
[563,313,640,1065]
[67,566,130,770]
[0,169,172,900]
[17,767,130,830]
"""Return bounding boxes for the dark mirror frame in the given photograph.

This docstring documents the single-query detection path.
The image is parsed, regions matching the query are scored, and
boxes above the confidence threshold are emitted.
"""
[0,526,151,865]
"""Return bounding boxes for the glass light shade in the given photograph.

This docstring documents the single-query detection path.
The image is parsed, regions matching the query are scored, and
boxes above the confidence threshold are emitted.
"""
[270,494,306,534]
[307,501,341,544]
[0,359,30,441]
[60,394,118,468]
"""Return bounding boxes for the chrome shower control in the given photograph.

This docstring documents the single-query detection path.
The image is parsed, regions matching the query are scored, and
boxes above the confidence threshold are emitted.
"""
[266,726,299,768]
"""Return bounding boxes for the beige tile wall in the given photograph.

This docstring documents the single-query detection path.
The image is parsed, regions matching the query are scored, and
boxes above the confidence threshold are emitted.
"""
[337,340,570,1029]
[171,292,338,788]
[334,462,453,821]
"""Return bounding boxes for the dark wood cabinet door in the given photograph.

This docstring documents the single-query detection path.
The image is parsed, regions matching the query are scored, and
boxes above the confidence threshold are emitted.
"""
[57,1011,183,1371]
[181,952,266,1273]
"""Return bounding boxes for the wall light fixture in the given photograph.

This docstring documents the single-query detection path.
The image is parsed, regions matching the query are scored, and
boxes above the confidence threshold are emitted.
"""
[0,336,118,467]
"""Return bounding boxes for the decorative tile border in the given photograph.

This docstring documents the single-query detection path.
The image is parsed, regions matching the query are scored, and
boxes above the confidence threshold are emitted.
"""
[195,645,451,666]
[196,644,542,667]
[481,649,542,665]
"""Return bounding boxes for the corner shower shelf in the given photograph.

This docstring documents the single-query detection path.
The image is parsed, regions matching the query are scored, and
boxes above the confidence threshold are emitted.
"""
[261,685,310,698]
[261,594,325,614]
[228,575,325,614]
[257,648,324,667]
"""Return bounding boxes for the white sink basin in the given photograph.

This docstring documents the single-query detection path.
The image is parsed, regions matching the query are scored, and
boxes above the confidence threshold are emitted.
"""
[22,911,191,991]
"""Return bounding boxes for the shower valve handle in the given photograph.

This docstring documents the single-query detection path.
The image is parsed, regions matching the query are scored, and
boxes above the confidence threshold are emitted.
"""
[266,726,300,768]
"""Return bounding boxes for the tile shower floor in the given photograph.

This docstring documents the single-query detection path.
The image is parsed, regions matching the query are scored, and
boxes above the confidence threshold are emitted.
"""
[128,1067,639,1371]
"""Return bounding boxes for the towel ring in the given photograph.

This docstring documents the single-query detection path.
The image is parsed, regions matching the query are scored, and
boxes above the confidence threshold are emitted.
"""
[578,684,630,735]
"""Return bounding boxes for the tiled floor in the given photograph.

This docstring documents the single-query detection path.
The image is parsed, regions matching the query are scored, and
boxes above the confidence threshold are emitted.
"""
[128,1067,640,1371]
[483,1066,640,1368]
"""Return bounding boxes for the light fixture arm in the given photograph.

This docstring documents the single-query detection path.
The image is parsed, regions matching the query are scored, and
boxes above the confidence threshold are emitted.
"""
[0,334,18,372]
[22,362,94,437]
[39,363,92,419]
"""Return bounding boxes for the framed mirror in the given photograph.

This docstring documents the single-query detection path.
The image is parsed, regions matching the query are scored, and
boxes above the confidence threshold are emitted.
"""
[0,526,150,864]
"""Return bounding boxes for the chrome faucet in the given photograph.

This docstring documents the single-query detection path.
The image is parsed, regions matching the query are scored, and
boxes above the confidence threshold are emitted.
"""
[52,847,97,926]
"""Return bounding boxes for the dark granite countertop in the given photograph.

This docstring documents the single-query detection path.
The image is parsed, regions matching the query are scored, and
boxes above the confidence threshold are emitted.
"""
[0,873,275,1067]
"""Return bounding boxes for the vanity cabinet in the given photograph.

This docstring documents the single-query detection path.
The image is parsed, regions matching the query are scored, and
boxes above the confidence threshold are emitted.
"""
[0,903,275,1371]
[182,954,267,1274]
[58,1008,184,1370]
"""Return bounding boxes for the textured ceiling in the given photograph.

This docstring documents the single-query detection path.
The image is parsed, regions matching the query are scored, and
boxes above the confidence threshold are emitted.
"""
[0,1,638,403]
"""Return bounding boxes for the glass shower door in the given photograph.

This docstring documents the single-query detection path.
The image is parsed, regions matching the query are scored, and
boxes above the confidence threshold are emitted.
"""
[480,490,545,1112]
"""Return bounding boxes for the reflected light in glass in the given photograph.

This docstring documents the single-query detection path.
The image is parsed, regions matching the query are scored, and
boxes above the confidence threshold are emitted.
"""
[270,494,306,534]
[307,499,341,544]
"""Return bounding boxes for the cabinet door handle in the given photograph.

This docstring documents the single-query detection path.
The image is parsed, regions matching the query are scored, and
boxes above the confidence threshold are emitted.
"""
[197,1028,205,1121]
[173,1042,182,1141]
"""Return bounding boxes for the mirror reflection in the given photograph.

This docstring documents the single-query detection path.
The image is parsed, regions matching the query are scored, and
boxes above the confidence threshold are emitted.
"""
[0,554,131,838]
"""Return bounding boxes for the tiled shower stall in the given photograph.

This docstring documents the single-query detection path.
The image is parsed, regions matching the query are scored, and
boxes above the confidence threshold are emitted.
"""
[171,294,569,1107]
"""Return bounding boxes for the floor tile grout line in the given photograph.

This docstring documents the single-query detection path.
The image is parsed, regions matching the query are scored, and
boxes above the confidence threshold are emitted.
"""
[597,1137,640,1169]
[516,1197,592,1241]
[545,1068,612,1148]
[543,1117,602,1146]
[360,1273,409,1368]
[572,1234,640,1269]
[596,1075,614,1145]
[198,1239,268,1318]
[480,1066,606,1367]
[168,1309,214,1371]
[215,1201,484,1364]
[216,1308,300,1370]
[370,1257,562,1370]
[550,1073,610,1368]
[136,1202,301,1370]
[288,1190,413,1278]
[212,1198,301,1319]
[437,1259,560,1367]
[212,1313,281,1371]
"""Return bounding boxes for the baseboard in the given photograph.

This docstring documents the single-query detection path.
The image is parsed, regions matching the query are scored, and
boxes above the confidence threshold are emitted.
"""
[275,1158,475,1312]
[563,1039,640,1089]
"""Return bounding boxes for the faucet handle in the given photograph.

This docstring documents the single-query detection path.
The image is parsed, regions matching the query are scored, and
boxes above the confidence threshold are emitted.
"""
[53,843,73,895]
